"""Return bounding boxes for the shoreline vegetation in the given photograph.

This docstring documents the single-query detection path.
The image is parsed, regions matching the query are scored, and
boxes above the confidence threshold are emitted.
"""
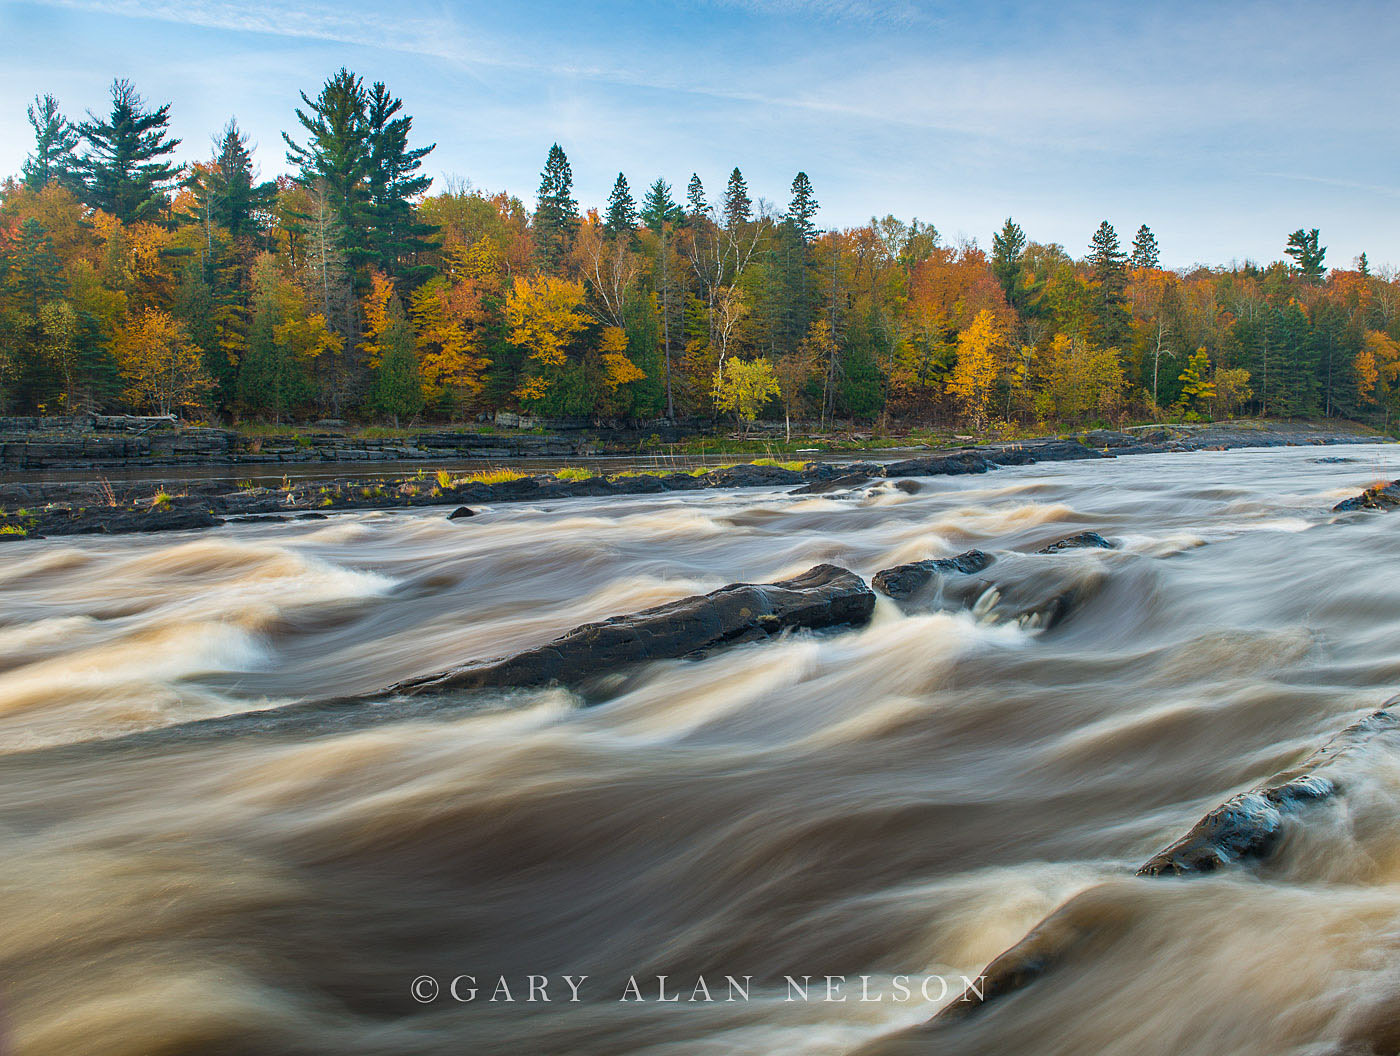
[6,74,1400,449]
[0,419,1386,541]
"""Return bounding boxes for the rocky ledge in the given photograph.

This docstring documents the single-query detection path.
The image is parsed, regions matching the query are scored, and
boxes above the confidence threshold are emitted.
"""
[0,423,1383,542]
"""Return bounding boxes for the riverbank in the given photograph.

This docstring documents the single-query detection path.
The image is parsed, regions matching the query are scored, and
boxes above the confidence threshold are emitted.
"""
[0,421,1385,541]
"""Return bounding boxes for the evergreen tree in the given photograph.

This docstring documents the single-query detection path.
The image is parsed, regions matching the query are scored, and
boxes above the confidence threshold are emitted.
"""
[22,94,80,191]
[786,171,819,243]
[722,167,752,229]
[364,81,437,281]
[1129,224,1160,269]
[369,300,424,425]
[603,173,638,241]
[685,173,707,221]
[284,68,373,268]
[76,79,181,223]
[189,119,276,241]
[1087,220,1129,346]
[991,217,1027,306]
[533,143,579,272]
[1285,228,1326,284]
[640,178,681,233]
[1358,252,1371,277]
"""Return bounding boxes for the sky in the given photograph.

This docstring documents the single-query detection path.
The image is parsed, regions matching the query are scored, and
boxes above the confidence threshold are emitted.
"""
[0,0,1396,271]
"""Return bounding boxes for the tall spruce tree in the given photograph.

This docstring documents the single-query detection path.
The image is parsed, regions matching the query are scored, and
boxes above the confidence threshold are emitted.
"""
[1087,221,1129,346]
[603,173,638,241]
[786,171,819,243]
[364,81,436,281]
[76,79,181,223]
[685,173,707,222]
[533,143,579,272]
[640,178,681,233]
[284,68,373,268]
[190,119,276,241]
[1130,224,1160,269]
[991,217,1027,306]
[722,167,752,229]
[1285,228,1326,284]
[22,94,80,191]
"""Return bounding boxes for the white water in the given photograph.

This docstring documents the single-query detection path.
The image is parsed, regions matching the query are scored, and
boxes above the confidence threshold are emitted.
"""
[2,445,1399,1055]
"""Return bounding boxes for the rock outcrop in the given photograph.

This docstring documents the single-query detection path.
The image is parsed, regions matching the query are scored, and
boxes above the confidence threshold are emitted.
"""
[1036,531,1116,553]
[379,564,877,695]
[871,550,994,599]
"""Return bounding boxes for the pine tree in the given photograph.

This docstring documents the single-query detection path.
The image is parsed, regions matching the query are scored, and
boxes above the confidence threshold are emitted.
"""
[284,68,373,269]
[533,143,580,273]
[991,217,1026,306]
[640,178,681,233]
[1285,228,1326,284]
[685,173,707,221]
[1088,221,1127,282]
[189,119,276,240]
[76,79,181,223]
[22,94,80,190]
[1087,221,1129,347]
[722,167,752,229]
[786,171,819,243]
[364,81,436,281]
[1130,224,1160,269]
[1359,252,1371,277]
[603,173,638,241]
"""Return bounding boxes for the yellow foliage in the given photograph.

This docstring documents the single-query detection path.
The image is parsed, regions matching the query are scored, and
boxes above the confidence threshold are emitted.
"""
[599,325,644,389]
[112,308,212,416]
[505,274,587,368]
[947,309,1006,427]
[713,356,781,427]
[361,270,396,369]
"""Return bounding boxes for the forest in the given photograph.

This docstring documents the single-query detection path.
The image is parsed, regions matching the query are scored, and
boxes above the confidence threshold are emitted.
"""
[3,70,1399,434]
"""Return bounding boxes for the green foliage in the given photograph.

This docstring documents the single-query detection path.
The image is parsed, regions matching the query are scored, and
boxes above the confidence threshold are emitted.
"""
[76,78,181,223]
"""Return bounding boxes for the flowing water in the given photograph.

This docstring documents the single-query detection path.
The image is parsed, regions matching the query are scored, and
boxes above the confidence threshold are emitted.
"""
[2,445,1400,1056]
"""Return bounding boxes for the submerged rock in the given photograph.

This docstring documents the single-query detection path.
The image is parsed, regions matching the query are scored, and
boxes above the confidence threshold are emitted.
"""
[381,563,876,695]
[872,550,993,599]
[1036,531,1116,553]
[1138,705,1400,875]
[915,699,1400,1030]
[447,506,475,520]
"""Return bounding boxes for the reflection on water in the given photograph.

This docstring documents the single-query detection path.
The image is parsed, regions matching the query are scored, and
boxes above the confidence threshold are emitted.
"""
[2,446,1400,1055]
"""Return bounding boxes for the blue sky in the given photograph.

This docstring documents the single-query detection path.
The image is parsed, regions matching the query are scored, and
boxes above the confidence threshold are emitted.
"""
[1,0,1396,270]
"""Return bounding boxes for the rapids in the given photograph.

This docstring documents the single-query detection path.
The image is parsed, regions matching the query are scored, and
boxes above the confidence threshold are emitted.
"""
[3,444,1400,1055]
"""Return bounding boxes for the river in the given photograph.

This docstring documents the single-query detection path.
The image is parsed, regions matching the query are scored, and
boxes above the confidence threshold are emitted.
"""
[1,444,1398,1055]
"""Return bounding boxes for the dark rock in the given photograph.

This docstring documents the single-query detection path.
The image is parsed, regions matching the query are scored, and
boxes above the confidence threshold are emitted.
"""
[891,479,922,494]
[448,506,475,520]
[918,700,1400,1031]
[1334,480,1400,512]
[881,452,995,477]
[379,564,876,695]
[1138,706,1400,876]
[872,550,994,599]
[1036,531,1116,553]
[789,472,871,495]
[1313,456,1359,464]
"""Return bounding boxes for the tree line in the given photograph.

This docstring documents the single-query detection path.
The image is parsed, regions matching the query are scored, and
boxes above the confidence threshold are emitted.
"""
[4,71,1399,432]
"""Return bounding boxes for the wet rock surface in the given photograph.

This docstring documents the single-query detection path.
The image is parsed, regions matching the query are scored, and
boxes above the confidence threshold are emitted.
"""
[379,563,877,695]
[1037,531,1117,553]
[1334,479,1400,511]
[890,698,1400,1036]
[872,550,994,599]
